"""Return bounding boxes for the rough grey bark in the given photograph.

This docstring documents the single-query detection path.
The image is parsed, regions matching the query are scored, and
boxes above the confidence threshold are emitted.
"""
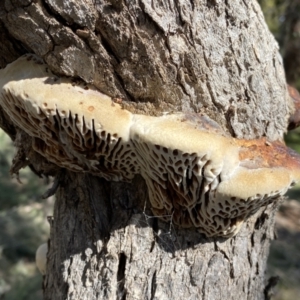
[0,0,290,299]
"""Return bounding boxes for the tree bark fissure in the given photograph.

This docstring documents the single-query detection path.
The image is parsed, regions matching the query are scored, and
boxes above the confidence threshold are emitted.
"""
[35,171,279,300]
[0,0,290,299]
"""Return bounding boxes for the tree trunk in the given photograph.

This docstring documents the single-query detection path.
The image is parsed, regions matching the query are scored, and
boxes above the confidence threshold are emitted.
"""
[0,1,290,299]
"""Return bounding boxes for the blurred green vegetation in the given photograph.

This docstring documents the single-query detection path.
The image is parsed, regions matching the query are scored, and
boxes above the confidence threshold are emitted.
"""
[258,0,287,41]
[0,132,47,210]
[259,0,300,89]
[0,1,300,300]
[0,130,53,300]
[285,127,300,153]
[285,128,300,200]
[268,228,300,300]
[258,2,300,299]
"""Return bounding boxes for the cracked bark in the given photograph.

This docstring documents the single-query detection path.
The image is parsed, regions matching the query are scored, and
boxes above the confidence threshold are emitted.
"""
[0,0,290,299]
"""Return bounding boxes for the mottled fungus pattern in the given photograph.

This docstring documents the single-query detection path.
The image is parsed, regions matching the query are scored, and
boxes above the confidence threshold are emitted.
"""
[1,55,300,237]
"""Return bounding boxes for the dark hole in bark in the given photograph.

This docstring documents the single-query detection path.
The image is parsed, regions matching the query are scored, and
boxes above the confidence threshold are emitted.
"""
[151,270,157,299]
[150,218,159,253]
[117,252,127,300]
[255,212,268,230]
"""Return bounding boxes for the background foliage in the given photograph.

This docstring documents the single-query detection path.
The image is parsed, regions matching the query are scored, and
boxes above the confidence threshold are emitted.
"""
[0,1,299,299]
[0,131,53,300]
[258,2,300,299]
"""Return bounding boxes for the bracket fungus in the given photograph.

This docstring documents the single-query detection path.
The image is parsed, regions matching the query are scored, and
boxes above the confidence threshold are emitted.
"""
[36,243,48,275]
[1,54,300,237]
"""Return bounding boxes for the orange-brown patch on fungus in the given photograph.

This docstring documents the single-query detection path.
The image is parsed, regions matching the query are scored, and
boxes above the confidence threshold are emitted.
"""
[238,138,300,171]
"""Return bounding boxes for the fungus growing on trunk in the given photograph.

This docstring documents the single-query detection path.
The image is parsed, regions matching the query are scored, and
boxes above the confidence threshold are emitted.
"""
[1,54,300,237]
[0,54,138,181]
[36,243,48,275]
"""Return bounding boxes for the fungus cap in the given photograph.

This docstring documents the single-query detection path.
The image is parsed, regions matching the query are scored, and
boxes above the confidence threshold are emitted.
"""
[35,243,48,275]
[1,54,300,237]
[131,118,300,236]
[0,55,138,181]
